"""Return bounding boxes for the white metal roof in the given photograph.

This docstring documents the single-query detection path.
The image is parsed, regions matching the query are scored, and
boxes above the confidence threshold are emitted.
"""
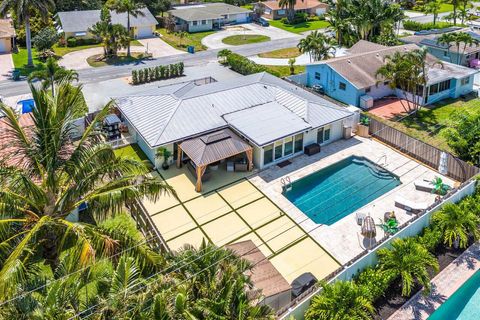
[115,72,353,148]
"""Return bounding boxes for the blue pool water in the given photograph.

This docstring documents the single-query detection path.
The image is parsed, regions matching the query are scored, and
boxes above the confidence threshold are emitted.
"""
[428,269,480,320]
[284,156,401,225]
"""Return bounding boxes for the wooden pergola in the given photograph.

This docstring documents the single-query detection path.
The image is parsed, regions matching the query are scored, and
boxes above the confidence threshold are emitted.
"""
[176,129,253,192]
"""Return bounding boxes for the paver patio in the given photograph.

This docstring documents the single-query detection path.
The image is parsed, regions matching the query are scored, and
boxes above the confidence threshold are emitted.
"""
[368,97,411,120]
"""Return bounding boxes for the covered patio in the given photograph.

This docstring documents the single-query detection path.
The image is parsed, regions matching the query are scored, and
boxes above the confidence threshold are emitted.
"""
[176,129,254,192]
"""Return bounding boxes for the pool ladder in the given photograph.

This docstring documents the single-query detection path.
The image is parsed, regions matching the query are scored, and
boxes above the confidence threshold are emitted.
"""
[281,176,292,192]
[376,154,388,168]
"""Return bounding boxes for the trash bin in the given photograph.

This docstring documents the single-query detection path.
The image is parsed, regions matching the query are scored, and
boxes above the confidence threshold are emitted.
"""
[12,69,21,81]
[187,45,195,54]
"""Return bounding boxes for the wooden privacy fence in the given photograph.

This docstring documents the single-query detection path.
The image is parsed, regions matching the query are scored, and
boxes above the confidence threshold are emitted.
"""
[368,118,480,182]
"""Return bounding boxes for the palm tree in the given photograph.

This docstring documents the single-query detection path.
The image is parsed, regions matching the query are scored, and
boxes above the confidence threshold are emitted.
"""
[27,57,78,96]
[432,202,480,249]
[438,32,457,63]
[217,49,232,63]
[279,0,296,24]
[377,237,439,296]
[288,58,296,75]
[424,0,442,25]
[455,32,479,65]
[0,0,54,67]
[305,280,374,320]
[0,82,171,300]
[108,0,145,57]
[297,31,336,62]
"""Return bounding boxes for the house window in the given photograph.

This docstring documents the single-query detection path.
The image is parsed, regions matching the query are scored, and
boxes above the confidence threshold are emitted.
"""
[443,51,448,57]
[324,127,331,141]
[284,137,293,156]
[439,80,450,92]
[201,20,207,25]
[365,87,371,93]
[429,83,439,95]
[317,127,324,144]
[193,20,198,26]
[315,72,321,80]
[461,77,470,85]
[274,140,283,160]
[263,144,273,165]
[339,82,346,90]
[294,134,303,153]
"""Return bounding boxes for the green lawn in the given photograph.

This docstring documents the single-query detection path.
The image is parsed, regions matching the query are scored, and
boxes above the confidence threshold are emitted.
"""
[52,40,142,57]
[222,35,271,45]
[367,95,480,153]
[269,19,329,34]
[262,65,306,78]
[157,28,215,52]
[114,143,151,164]
[258,47,301,58]
[12,47,45,76]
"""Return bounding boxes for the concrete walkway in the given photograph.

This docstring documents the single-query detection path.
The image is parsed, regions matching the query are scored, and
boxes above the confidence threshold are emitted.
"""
[248,47,348,66]
[201,24,299,49]
[389,243,480,320]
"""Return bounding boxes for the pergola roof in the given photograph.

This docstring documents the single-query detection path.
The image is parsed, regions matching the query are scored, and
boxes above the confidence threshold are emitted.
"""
[180,129,252,167]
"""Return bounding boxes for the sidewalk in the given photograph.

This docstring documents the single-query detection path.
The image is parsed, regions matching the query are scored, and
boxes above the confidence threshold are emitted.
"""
[389,243,480,320]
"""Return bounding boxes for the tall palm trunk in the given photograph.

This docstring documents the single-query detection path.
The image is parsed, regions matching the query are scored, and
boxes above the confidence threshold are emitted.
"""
[25,15,34,67]
[127,12,131,57]
[453,0,457,25]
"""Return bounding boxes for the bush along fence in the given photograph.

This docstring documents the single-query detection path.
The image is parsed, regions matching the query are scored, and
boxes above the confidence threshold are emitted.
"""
[224,52,281,77]
[279,178,479,320]
[402,20,457,31]
[131,62,184,85]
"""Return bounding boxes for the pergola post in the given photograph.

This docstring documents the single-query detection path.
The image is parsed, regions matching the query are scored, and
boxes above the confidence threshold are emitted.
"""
[246,148,253,171]
[176,145,183,168]
[195,165,207,192]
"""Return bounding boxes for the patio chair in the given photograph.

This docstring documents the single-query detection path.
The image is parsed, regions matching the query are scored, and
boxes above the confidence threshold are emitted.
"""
[414,179,434,193]
[394,196,429,214]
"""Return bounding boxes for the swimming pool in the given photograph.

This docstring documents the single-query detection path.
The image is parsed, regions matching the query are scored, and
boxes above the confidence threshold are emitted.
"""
[283,156,401,225]
[428,269,480,320]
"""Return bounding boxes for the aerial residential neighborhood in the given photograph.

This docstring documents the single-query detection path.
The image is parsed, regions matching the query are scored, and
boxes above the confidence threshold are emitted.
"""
[1,0,480,319]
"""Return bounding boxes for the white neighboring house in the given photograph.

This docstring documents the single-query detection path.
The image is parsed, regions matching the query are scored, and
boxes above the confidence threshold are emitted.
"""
[0,19,15,53]
[55,8,158,40]
[114,72,354,190]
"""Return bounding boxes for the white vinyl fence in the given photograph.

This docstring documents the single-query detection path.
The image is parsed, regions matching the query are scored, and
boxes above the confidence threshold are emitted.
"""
[280,179,477,320]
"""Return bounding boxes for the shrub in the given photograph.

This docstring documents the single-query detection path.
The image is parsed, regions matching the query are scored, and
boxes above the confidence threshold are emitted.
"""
[149,68,155,81]
[178,62,184,75]
[224,53,281,76]
[32,27,58,52]
[130,62,185,85]
[355,267,395,302]
[138,69,144,84]
[132,70,139,85]
[403,20,456,31]
[67,37,77,47]
[418,226,443,252]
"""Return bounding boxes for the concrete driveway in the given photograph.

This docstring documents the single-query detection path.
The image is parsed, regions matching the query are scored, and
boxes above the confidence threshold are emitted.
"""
[202,23,300,49]
[0,53,13,81]
[138,37,184,57]
[59,37,184,70]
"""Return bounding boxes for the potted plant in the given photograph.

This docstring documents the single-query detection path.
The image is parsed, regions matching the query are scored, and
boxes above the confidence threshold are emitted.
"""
[430,176,451,195]
[156,147,172,170]
[357,116,370,137]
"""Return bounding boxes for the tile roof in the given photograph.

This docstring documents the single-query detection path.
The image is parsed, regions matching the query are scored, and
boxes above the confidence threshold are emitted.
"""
[261,0,327,11]
[310,42,478,89]
[0,113,34,167]
[56,8,157,33]
[0,19,15,39]
[115,72,352,148]
[169,3,251,21]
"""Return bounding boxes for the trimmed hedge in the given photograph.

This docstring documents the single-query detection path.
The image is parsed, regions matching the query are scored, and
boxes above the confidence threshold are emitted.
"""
[131,62,185,85]
[402,20,456,31]
[224,52,280,77]
[65,37,101,47]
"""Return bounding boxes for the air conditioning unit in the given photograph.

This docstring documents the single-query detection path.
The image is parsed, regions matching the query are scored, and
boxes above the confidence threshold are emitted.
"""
[359,95,374,109]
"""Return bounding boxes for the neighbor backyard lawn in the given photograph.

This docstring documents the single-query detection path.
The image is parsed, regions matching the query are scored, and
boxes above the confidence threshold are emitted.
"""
[269,19,329,34]
[157,28,215,52]
[222,34,271,45]
[258,47,301,58]
[114,143,151,164]
[368,96,480,154]
[262,65,306,78]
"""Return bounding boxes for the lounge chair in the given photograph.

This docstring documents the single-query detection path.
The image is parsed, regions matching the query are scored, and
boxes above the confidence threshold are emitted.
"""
[414,180,434,193]
[394,196,429,213]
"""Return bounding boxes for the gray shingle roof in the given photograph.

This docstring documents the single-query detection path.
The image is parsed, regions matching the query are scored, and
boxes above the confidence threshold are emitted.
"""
[56,8,157,33]
[169,3,251,22]
[401,29,480,54]
[311,42,477,89]
[115,72,352,148]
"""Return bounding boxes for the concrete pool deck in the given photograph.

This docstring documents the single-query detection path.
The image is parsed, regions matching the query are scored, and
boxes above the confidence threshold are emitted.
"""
[388,243,480,320]
[249,136,455,264]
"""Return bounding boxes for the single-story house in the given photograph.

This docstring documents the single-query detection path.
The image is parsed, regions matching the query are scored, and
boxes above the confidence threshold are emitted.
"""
[0,19,15,53]
[401,28,480,67]
[168,3,252,32]
[255,0,328,20]
[55,8,158,39]
[302,40,478,108]
[115,72,354,191]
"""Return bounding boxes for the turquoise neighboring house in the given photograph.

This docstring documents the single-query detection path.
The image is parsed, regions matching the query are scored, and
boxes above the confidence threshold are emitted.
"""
[301,40,478,108]
[401,29,480,67]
